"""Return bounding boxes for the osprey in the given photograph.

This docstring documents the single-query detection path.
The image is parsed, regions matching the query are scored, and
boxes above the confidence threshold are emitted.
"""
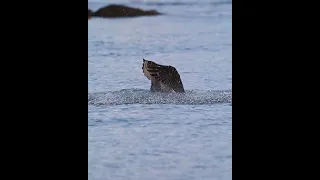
[142,58,185,93]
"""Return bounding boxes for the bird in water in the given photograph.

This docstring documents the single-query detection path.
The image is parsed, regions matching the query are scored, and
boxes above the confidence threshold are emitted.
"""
[142,58,185,93]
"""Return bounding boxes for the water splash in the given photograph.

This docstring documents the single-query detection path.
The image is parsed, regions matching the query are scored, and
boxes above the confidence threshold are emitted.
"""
[88,88,232,106]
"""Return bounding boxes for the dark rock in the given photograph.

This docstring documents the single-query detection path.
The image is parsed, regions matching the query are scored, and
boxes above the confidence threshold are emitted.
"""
[88,9,93,19]
[92,4,162,18]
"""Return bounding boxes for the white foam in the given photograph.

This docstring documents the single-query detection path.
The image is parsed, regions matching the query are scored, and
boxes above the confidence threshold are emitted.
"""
[88,88,232,106]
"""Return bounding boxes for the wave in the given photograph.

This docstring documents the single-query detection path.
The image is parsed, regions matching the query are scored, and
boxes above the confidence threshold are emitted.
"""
[88,88,232,106]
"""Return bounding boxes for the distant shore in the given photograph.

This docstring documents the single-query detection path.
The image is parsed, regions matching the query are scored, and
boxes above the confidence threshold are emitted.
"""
[88,4,162,19]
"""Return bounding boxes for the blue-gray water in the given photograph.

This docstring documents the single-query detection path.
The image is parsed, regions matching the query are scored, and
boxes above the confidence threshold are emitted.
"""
[88,0,232,179]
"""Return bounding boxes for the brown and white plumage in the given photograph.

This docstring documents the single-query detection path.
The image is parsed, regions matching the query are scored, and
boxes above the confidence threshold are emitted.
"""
[142,58,185,93]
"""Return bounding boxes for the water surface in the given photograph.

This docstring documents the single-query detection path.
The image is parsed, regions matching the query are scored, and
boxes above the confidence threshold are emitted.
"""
[88,0,232,179]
